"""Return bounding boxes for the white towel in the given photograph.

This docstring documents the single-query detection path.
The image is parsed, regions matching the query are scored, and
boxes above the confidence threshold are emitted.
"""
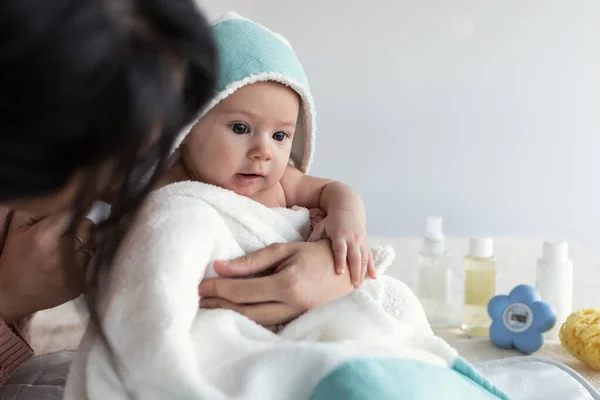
[65,182,500,400]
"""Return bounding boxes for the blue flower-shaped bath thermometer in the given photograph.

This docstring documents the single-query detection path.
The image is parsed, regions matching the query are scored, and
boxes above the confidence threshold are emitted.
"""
[488,284,556,354]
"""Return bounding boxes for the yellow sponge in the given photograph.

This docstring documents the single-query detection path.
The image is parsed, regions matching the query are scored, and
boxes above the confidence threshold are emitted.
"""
[559,308,600,371]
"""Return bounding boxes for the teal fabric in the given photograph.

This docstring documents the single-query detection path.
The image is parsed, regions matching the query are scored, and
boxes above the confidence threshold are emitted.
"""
[212,19,310,93]
[310,357,511,400]
[205,15,316,173]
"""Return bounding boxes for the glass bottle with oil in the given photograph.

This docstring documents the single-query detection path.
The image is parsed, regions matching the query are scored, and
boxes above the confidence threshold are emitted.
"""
[461,237,496,336]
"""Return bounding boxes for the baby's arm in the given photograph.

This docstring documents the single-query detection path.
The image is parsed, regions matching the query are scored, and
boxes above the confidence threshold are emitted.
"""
[280,166,375,287]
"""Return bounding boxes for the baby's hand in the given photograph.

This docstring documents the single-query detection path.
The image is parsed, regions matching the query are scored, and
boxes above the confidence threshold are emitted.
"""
[307,210,376,287]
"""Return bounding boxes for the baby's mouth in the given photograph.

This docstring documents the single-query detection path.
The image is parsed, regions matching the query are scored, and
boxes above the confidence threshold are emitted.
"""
[235,173,263,184]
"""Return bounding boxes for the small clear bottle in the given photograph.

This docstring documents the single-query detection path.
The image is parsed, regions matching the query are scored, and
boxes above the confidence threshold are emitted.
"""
[462,238,496,336]
[416,216,452,328]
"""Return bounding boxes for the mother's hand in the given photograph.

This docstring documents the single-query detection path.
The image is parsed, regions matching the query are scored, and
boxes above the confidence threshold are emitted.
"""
[0,211,95,324]
[198,239,354,326]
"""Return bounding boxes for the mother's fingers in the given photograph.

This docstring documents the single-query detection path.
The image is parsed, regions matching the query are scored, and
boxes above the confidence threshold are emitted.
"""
[199,274,283,304]
[61,217,96,258]
[74,245,95,270]
[38,212,74,238]
[213,242,294,278]
[7,211,38,231]
[74,218,95,249]
[199,297,297,326]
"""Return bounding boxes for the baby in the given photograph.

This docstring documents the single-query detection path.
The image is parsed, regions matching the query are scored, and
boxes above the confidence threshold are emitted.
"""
[162,12,375,287]
[64,13,512,400]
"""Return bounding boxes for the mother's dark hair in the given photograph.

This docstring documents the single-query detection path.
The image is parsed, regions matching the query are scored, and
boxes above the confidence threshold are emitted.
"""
[0,0,217,395]
[0,0,216,201]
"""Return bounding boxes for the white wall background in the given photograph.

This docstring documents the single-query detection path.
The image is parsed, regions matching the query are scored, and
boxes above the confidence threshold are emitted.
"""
[196,1,600,251]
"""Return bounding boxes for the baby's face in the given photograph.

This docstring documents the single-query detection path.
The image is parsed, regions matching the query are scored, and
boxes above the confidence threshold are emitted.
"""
[181,81,299,198]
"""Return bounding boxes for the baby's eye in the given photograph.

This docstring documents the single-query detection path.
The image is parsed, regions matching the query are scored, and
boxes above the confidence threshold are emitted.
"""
[231,123,249,134]
[273,131,288,142]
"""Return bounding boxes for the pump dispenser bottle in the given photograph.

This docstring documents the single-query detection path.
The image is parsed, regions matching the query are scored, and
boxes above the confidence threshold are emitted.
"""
[416,216,452,327]
[462,238,496,336]
[536,241,573,340]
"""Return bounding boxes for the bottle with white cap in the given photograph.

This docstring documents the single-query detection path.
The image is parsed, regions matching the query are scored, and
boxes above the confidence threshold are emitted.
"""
[536,241,573,340]
[416,216,451,327]
[461,237,496,336]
